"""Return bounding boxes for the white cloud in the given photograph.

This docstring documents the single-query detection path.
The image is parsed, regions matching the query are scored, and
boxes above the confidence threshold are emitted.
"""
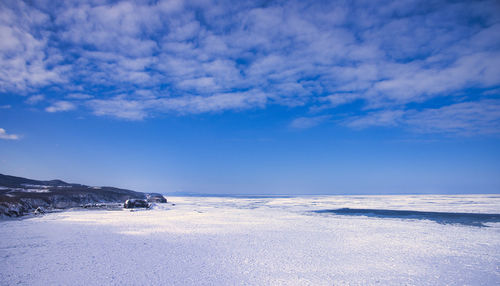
[45,101,76,113]
[0,1,66,92]
[0,0,499,136]
[0,128,20,140]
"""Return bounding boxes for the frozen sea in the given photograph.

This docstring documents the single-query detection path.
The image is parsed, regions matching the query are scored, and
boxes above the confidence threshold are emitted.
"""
[1,194,499,285]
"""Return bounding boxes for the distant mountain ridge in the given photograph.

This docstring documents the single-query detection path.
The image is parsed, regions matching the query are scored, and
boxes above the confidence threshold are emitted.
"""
[0,173,165,217]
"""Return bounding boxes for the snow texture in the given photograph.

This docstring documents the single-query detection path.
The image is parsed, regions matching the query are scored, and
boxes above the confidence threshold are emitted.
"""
[1,195,499,285]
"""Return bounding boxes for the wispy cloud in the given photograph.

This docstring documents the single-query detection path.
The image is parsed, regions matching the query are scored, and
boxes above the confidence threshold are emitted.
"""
[346,110,405,129]
[345,99,500,135]
[0,128,20,140]
[66,93,93,99]
[405,100,500,136]
[87,90,268,120]
[87,97,147,120]
[290,116,331,129]
[0,0,499,135]
[25,94,44,104]
[45,101,76,113]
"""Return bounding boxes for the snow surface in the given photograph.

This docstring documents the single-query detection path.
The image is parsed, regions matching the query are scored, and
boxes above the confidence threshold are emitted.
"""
[20,184,51,188]
[1,195,499,285]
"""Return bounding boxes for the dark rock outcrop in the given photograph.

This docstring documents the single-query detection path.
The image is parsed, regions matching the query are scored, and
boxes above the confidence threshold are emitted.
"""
[0,202,27,217]
[146,193,167,203]
[124,199,150,209]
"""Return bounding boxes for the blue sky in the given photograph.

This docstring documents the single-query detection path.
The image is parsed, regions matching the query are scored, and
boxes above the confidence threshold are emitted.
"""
[1,0,500,194]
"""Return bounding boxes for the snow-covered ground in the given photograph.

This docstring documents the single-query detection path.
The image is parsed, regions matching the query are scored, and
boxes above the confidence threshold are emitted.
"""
[1,195,499,285]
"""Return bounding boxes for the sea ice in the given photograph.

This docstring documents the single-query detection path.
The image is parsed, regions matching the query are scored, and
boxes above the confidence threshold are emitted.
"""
[1,195,499,285]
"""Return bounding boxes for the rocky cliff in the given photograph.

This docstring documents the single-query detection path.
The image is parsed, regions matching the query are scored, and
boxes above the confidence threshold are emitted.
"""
[0,174,166,217]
